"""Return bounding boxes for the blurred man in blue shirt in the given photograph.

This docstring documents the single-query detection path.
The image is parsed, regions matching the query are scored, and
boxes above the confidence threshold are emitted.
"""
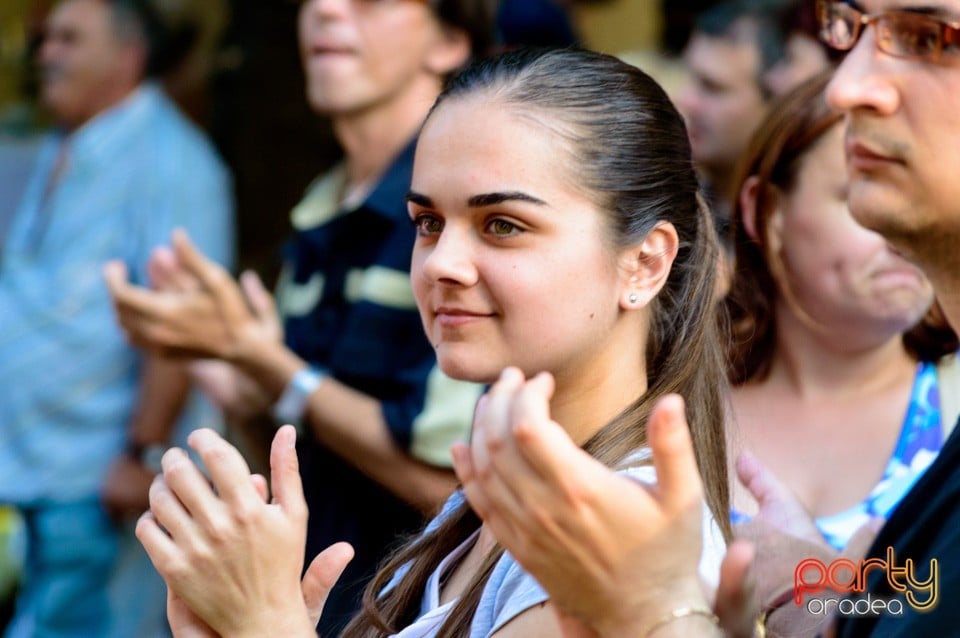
[0,0,234,636]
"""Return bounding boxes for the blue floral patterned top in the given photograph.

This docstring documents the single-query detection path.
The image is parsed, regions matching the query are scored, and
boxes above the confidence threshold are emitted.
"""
[733,361,943,550]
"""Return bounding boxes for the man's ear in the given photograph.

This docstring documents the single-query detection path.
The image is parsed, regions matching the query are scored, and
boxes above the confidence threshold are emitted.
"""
[424,26,471,77]
[619,222,679,310]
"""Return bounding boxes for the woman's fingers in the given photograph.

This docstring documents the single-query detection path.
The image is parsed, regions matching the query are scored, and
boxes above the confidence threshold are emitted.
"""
[160,448,222,525]
[269,426,308,522]
[136,510,181,563]
[148,476,196,541]
[186,429,259,511]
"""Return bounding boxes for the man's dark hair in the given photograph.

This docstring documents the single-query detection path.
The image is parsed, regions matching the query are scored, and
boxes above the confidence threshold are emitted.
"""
[433,0,498,60]
[694,0,791,89]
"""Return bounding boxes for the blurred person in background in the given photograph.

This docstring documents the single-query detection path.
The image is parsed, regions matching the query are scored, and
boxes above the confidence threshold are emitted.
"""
[0,0,234,635]
[762,0,835,95]
[104,0,495,633]
[676,0,829,248]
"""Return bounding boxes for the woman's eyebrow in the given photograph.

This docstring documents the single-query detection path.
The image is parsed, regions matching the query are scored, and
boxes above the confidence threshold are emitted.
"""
[467,192,548,208]
[405,191,549,208]
[405,191,434,207]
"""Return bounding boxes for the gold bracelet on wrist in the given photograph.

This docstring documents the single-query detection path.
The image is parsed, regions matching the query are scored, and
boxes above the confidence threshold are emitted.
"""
[643,606,720,637]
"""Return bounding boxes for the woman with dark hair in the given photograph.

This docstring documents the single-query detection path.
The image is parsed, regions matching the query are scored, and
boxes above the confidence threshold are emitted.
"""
[726,69,958,553]
[134,47,731,637]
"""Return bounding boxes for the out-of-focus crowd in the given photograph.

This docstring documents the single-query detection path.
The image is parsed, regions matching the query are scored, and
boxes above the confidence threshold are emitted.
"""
[1,1,958,637]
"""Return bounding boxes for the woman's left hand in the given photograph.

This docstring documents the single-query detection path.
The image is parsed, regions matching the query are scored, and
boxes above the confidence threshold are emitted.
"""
[136,425,346,637]
[453,368,715,637]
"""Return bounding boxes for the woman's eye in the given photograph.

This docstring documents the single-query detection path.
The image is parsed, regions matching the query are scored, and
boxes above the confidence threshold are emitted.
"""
[412,215,443,236]
[487,218,519,237]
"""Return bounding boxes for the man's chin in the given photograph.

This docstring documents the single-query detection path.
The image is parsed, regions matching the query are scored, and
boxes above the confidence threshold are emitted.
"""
[848,180,922,248]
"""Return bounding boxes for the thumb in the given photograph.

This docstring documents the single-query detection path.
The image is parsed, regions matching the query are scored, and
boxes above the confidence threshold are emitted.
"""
[302,542,355,628]
[714,539,758,638]
[647,393,703,511]
[270,425,307,520]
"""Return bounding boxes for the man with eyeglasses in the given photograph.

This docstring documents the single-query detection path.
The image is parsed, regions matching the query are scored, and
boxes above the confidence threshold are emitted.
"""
[819,0,960,635]
[443,1,960,637]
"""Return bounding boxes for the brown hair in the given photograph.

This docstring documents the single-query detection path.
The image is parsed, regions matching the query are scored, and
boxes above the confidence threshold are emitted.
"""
[725,70,958,385]
[342,47,730,638]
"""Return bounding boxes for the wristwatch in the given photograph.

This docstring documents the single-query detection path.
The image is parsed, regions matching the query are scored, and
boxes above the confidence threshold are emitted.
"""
[272,366,326,425]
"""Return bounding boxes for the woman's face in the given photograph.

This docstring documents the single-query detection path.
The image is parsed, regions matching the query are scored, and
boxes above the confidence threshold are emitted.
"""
[774,124,934,337]
[408,97,632,385]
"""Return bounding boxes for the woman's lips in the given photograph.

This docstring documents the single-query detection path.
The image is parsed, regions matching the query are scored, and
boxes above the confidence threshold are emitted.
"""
[434,307,493,328]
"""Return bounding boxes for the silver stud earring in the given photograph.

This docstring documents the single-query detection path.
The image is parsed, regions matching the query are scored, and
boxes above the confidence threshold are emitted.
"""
[628,293,638,304]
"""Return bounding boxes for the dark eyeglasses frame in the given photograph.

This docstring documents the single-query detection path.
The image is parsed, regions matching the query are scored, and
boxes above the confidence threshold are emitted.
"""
[817,0,960,62]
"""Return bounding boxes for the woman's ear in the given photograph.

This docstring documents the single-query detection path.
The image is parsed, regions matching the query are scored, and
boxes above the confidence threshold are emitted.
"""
[740,176,784,256]
[764,192,785,260]
[619,222,679,310]
[739,175,762,243]
[424,25,471,78]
